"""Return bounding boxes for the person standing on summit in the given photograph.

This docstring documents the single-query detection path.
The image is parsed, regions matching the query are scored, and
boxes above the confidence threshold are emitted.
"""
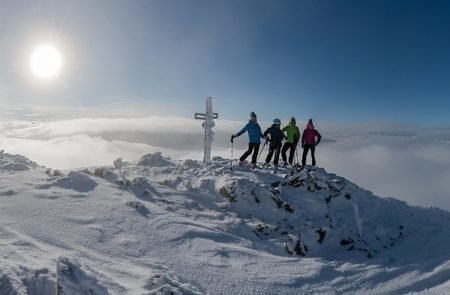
[281,117,300,166]
[231,112,264,168]
[263,118,284,167]
[301,119,321,167]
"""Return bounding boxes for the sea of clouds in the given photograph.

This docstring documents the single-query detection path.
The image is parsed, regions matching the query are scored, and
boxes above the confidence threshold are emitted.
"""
[1,105,450,211]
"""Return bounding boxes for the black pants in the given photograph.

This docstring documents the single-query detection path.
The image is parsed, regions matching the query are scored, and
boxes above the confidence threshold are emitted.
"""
[266,144,281,165]
[302,144,316,166]
[240,143,260,164]
[281,142,297,164]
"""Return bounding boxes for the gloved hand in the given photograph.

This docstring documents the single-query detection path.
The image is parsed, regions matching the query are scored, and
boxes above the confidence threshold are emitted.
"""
[264,136,269,141]
[231,135,236,143]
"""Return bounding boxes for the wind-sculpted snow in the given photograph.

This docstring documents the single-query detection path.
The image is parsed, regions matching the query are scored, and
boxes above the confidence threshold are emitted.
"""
[137,152,174,167]
[0,263,56,295]
[0,150,38,172]
[56,257,122,295]
[0,151,449,294]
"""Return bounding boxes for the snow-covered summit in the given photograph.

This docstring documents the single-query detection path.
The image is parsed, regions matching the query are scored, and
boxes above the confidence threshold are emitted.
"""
[0,151,449,294]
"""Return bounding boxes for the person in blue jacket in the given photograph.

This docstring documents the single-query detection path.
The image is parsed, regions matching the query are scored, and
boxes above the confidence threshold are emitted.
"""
[231,112,264,168]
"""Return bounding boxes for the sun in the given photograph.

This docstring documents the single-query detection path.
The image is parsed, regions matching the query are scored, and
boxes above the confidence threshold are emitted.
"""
[30,44,63,80]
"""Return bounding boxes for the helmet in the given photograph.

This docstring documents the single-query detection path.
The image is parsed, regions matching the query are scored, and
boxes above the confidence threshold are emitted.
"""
[289,117,296,125]
[273,118,281,125]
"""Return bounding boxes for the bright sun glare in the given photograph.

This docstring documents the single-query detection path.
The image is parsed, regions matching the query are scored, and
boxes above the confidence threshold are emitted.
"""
[30,44,63,80]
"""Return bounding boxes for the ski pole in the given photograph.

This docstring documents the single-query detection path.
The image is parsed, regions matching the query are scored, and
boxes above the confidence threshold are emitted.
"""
[257,140,268,162]
[230,141,234,170]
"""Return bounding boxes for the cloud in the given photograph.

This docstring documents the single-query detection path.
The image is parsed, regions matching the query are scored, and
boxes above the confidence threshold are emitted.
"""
[0,113,244,168]
[1,112,450,211]
[319,135,450,211]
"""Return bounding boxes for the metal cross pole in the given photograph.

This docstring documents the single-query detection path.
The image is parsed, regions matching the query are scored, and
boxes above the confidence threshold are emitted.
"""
[195,97,218,164]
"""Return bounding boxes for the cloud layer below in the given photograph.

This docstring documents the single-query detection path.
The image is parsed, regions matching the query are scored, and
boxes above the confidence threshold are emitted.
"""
[1,110,449,211]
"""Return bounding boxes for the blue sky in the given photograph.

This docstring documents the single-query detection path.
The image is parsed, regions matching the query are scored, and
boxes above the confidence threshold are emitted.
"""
[1,0,450,124]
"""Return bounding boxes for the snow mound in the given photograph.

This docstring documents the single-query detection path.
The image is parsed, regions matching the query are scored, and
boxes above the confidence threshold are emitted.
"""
[137,152,174,167]
[0,266,55,295]
[54,171,98,193]
[182,159,203,169]
[144,273,204,295]
[0,151,38,172]
[57,257,124,294]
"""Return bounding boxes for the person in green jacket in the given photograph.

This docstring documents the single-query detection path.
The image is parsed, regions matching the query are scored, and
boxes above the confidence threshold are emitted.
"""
[281,117,300,166]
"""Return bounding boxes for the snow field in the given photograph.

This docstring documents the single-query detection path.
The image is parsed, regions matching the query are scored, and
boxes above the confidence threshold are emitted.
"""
[0,152,449,294]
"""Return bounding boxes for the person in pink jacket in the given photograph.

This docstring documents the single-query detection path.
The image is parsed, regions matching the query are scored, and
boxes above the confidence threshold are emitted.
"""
[301,119,322,167]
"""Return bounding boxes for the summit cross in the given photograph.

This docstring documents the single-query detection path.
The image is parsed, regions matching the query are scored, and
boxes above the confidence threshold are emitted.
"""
[195,97,218,164]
